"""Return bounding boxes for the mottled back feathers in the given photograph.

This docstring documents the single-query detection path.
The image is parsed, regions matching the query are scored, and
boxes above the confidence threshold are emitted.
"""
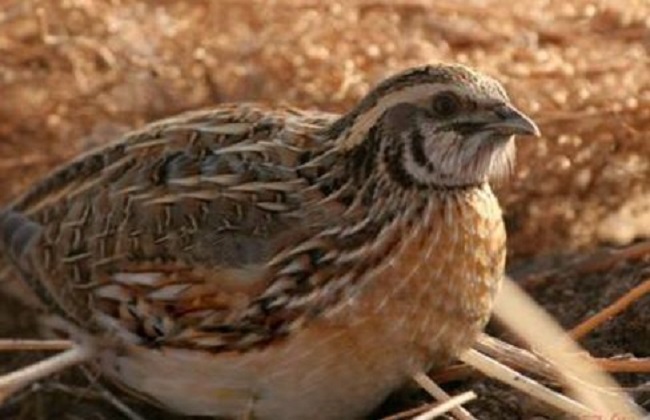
[0,64,528,353]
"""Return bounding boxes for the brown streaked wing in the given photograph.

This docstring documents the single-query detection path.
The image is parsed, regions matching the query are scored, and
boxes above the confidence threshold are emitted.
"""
[91,261,273,350]
[0,104,341,333]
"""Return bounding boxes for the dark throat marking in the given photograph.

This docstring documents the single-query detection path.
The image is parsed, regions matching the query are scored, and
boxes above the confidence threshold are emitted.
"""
[409,129,430,169]
[387,128,480,192]
[384,140,421,189]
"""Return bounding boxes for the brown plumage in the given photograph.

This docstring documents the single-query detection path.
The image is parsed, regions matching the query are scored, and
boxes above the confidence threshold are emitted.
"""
[0,64,539,419]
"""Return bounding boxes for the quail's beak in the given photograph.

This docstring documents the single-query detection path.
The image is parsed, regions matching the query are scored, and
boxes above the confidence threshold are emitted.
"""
[485,104,541,137]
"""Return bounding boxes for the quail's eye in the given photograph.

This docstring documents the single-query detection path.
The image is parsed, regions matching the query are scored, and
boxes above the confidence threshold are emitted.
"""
[432,92,462,117]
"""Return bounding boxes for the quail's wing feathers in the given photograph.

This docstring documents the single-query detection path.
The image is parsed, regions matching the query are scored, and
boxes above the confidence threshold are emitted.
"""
[1,104,345,351]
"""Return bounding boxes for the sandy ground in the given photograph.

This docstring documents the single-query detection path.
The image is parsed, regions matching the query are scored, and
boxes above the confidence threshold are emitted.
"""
[0,1,648,418]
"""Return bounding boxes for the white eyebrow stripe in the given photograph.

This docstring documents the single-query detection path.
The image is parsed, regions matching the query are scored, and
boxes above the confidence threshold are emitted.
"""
[338,83,451,150]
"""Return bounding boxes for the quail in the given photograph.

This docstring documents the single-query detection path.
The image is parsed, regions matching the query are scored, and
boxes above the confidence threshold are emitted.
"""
[0,64,539,419]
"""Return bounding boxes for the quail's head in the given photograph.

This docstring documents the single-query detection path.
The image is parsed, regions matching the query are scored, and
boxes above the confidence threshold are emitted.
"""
[337,64,540,188]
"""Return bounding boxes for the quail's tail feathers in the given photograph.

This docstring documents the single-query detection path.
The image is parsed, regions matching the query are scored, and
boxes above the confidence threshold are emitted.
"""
[0,209,43,263]
[0,209,53,309]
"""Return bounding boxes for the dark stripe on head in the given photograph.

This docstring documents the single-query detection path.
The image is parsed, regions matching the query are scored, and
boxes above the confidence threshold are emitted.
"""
[326,64,508,152]
[324,65,465,141]
[410,129,428,168]
[327,67,450,135]
[346,65,477,125]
